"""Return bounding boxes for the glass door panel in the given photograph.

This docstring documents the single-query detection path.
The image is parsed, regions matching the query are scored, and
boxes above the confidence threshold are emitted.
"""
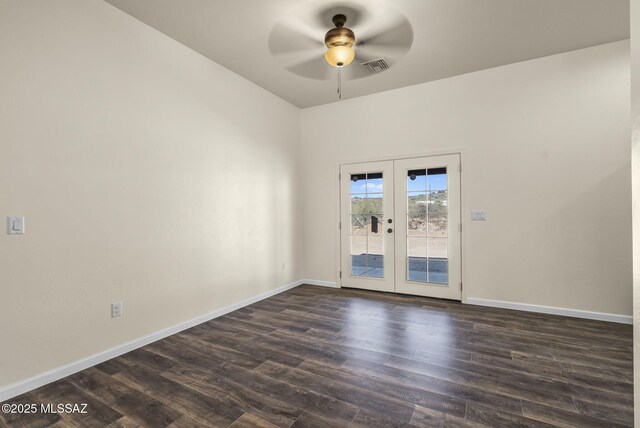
[349,173,384,278]
[340,162,395,292]
[405,168,449,285]
[394,155,461,300]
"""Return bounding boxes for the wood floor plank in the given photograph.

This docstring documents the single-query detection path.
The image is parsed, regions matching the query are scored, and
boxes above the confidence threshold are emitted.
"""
[442,414,489,428]
[65,367,181,427]
[1,284,632,427]
[248,308,343,333]
[521,400,632,428]
[181,328,305,368]
[473,322,631,353]
[340,357,524,414]
[210,362,359,423]
[165,334,265,369]
[0,392,61,428]
[255,360,418,423]
[383,355,578,411]
[227,413,279,428]
[214,315,278,334]
[295,357,467,417]
[464,402,556,428]
[118,347,178,373]
[288,411,349,428]
[93,358,134,376]
[572,398,634,425]
[30,379,123,427]
[161,363,302,427]
[189,319,262,338]
[409,405,446,427]
[469,352,565,378]
[186,322,261,342]
[348,408,420,427]
[269,329,392,365]
[165,414,211,427]
[224,312,312,334]
[302,327,475,362]
[145,333,263,372]
[306,326,514,361]
[104,416,140,427]
[113,364,243,426]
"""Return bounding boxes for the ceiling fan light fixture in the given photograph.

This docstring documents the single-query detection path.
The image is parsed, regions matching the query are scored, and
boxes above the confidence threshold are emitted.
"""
[324,45,355,67]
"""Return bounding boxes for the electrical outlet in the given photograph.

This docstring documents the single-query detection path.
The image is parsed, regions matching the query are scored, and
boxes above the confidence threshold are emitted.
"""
[111,302,123,318]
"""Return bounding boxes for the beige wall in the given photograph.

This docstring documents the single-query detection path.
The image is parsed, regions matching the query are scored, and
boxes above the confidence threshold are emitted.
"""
[301,41,632,317]
[0,0,300,389]
[632,0,640,423]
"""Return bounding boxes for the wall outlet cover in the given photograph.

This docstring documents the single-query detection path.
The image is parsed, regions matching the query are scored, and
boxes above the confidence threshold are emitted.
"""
[111,302,123,318]
[7,216,25,235]
[471,210,487,221]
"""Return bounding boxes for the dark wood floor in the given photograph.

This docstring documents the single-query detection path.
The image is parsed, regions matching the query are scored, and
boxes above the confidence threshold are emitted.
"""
[1,285,633,427]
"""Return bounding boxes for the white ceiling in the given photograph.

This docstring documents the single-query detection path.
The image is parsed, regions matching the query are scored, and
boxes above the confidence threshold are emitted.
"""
[104,0,629,108]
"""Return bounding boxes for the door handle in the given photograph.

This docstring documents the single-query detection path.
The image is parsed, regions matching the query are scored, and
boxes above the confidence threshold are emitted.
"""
[387,228,393,233]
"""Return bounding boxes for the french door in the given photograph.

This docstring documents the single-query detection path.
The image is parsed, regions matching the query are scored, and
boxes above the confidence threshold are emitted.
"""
[340,154,461,300]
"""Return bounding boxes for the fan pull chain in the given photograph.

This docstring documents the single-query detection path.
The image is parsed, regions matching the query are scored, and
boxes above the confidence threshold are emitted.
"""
[337,68,342,100]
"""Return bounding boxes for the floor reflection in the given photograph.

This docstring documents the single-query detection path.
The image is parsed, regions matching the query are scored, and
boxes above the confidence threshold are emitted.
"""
[339,296,457,368]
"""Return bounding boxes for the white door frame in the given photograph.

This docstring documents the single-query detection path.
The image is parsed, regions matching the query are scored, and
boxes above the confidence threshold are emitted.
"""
[336,150,465,301]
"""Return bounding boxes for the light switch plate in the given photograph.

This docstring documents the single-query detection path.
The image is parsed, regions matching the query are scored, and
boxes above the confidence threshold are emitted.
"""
[7,216,25,235]
[470,211,487,221]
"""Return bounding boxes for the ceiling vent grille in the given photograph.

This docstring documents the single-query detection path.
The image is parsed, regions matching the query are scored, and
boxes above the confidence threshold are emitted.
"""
[361,58,389,73]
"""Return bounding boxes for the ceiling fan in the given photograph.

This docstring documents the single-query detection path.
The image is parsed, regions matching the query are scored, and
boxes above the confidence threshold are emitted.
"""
[323,14,356,68]
[268,2,413,91]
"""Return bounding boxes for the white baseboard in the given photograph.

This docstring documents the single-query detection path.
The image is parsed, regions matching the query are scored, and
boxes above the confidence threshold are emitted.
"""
[301,279,339,288]
[0,280,303,403]
[465,297,632,324]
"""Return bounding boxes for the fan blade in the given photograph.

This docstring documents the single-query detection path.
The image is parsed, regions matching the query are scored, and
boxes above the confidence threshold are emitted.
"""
[288,55,334,81]
[276,48,324,70]
[268,21,323,56]
[354,48,385,64]
[357,15,413,56]
[269,20,327,79]
[356,45,407,62]
[341,62,371,81]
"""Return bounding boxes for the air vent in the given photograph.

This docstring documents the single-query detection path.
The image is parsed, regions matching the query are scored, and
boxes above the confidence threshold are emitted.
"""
[361,58,389,73]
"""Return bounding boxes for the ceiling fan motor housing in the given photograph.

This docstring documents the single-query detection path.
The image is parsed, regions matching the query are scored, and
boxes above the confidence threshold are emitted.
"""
[324,14,355,49]
[324,27,355,48]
